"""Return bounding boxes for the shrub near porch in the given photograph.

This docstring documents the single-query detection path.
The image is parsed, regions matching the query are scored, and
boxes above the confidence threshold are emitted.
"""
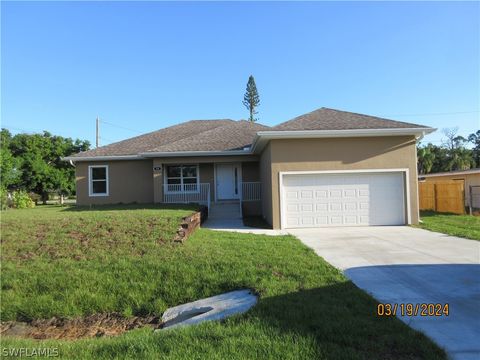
[1,206,445,359]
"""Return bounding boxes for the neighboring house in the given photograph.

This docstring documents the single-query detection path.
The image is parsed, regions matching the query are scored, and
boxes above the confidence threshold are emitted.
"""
[419,169,480,208]
[64,107,434,229]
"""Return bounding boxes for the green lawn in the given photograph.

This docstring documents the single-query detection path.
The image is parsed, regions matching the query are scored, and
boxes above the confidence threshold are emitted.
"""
[419,211,480,241]
[1,206,445,359]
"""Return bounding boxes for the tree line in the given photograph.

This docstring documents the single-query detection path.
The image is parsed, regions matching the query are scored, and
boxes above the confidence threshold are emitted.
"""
[417,128,480,174]
[0,129,90,203]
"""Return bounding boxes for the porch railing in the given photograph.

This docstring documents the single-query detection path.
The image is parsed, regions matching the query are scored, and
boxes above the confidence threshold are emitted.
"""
[242,182,261,201]
[163,183,210,211]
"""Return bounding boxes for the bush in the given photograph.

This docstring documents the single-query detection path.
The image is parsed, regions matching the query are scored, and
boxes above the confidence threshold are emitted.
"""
[29,192,41,205]
[12,190,35,209]
[0,187,9,210]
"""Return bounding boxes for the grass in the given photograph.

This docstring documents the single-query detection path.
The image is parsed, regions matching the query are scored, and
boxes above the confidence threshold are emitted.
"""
[1,206,446,359]
[419,210,480,241]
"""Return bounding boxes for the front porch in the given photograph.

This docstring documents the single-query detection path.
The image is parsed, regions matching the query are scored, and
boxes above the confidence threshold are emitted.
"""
[156,162,262,218]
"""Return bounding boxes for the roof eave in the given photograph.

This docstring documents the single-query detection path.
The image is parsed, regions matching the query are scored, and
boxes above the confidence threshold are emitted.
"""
[420,169,480,177]
[62,154,143,162]
[139,150,253,158]
[251,127,436,153]
[63,150,254,162]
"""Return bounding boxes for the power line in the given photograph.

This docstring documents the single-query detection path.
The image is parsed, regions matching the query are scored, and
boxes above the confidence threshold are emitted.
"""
[96,116,99,148]
[382,110,480,117]
[1,124,45,133]
[99,119,143,134]
[98,136,122,144]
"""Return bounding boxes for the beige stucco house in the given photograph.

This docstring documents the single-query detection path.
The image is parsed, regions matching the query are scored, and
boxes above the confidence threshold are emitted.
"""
[65,107,434,229]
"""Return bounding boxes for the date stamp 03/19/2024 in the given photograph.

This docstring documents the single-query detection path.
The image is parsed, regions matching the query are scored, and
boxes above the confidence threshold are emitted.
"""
[377,303,450,317]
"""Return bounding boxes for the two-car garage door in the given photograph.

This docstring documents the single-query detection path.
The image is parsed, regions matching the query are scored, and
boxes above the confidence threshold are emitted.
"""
[281,172,406,228]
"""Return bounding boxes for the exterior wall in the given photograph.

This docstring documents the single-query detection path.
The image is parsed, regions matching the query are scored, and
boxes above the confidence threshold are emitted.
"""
[152,156,258,203]
[260,143,273,225]
[241,162,262,217]
[153,158,163,203]
[242,161,260,182]
[200,163,215,202]
[76,160,154,205]
[266,136,419,229]
[152,158,261,205]
[242,201,262,216]
[421,173,480,206]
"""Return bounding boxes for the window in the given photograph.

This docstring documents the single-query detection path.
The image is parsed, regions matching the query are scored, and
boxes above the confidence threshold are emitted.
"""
[89,165,109,196]
[165,165,199,192]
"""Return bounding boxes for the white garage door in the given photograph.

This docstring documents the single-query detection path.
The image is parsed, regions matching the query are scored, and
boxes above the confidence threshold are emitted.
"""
[282,172,406,228]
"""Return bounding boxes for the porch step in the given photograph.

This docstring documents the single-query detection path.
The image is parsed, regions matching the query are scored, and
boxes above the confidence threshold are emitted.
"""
[209,202,241,219]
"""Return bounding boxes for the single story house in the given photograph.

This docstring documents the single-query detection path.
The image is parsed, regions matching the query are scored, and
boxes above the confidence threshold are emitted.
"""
[65,107,434,229]
[419,168,480,208]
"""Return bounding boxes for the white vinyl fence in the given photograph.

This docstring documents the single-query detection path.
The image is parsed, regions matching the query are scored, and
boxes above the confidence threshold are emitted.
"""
[163,183,210,210]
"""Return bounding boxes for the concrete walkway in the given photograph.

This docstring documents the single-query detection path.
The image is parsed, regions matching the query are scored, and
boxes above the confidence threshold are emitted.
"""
[289,226,480,360]
[203,218,287,236]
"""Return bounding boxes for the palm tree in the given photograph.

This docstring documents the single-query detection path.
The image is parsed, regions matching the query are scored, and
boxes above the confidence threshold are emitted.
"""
[447,148,475,171]
[417,146,435,174]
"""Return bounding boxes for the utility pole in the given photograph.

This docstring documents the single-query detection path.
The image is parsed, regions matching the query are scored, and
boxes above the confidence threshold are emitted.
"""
[96,116,99,148]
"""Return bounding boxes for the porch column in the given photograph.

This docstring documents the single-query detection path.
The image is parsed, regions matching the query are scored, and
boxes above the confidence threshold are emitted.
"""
[153,158,163,203]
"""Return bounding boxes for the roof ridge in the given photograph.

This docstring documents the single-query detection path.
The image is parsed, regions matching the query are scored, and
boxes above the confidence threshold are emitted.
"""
[236,119,271,127]
[110,119,235,144]
[146,122,235,151]
[72,119,235,157]
[273,106,431,130]
[114,118,235,144]
[319,107,429,127]
[145,120,270,153]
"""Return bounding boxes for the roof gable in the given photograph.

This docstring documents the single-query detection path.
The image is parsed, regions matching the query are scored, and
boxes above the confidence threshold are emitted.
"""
[71,119,236,158]
[272,107,429,131]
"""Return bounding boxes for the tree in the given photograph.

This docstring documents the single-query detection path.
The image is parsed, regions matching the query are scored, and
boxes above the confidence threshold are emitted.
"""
[440,127,474,171]
[428,144,450,173]
[442,127,467,151]
[1,129,23,188]
[243,75,260,122]
[7,131,90,203]
[417,144,435,174]
[447,147,475,171]
[468,130,480,167]
[416,143,452,173]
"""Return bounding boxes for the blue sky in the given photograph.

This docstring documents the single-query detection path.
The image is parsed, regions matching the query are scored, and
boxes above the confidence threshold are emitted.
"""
[2,1,479,147]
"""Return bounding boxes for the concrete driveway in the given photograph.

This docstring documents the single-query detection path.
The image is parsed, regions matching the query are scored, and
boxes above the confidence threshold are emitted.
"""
[289,226,480,360]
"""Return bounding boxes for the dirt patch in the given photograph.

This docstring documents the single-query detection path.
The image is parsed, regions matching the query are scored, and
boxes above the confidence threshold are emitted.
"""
[69,230,90,246]
[0,313,162,340]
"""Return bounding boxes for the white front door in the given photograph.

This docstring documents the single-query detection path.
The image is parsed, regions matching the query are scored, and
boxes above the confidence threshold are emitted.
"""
[216,164,240,200]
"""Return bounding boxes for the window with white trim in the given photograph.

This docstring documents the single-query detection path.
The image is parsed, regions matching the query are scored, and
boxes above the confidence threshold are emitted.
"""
[165,165,199,192]
[89,165,109,196]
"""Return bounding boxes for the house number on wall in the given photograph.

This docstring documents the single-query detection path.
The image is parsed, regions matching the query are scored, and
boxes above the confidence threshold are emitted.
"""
[153,166,162,171]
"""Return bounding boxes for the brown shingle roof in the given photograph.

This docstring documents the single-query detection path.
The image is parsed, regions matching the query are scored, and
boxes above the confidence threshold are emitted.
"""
[272,107,430,131]
[145,121,270,153]
[70,107,432,158]
[71,119,238,157]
